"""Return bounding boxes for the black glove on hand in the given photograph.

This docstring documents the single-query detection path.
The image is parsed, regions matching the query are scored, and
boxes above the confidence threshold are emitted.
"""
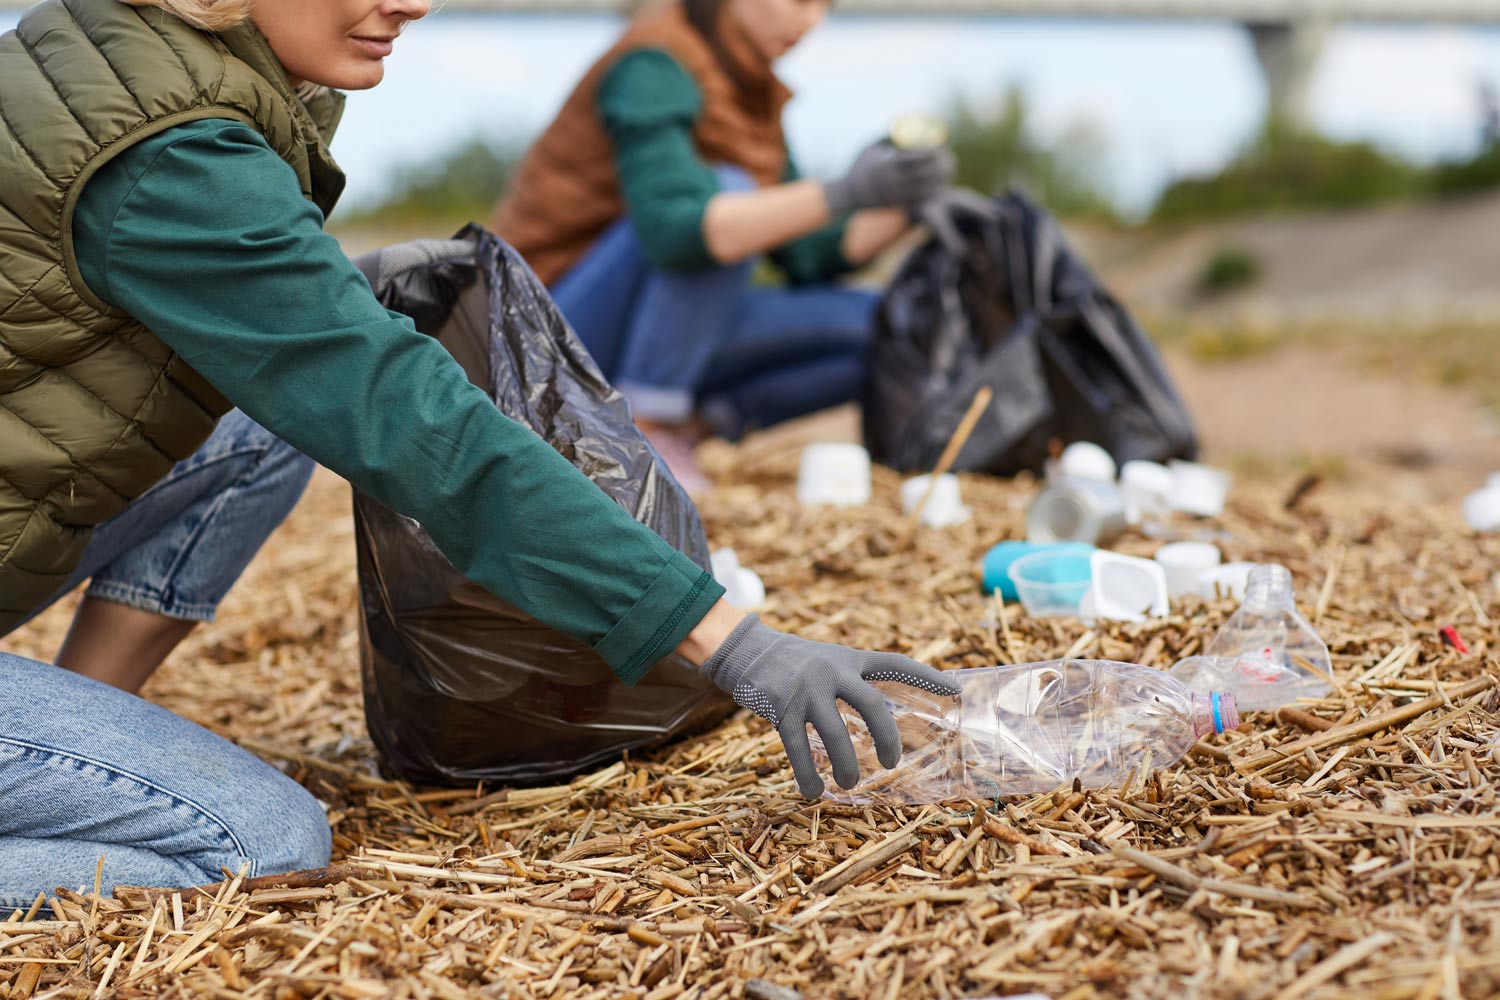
[824,140,956,217]
[701,615,962,798]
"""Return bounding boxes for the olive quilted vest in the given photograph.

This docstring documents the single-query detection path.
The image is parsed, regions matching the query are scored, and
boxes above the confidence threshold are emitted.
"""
[0,0,346,632]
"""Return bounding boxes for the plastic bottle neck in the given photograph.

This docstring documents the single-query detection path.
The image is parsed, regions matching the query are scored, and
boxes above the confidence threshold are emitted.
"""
[1242,563,1294,612]
[1190,691,1240,738]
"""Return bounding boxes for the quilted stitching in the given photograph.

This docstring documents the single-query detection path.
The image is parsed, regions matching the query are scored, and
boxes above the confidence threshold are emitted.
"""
[0,0,343,621]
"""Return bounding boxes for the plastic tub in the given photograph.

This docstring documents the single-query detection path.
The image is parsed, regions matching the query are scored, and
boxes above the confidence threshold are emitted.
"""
[797,443,871,507]
[1154,540,1222,599]
[981,541,1094,600]
[1006,550,1093,617]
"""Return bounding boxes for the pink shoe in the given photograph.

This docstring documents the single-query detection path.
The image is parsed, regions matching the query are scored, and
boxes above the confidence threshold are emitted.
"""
[638,423,711,496]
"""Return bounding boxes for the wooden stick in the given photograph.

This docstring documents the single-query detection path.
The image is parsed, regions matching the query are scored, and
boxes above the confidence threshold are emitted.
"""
[808,832,919,896]
[807,813,934,895]
[983,820,1062,857]
[1235,675,1495,773]
[1275,707,1335,733]
[1112,847,1318,908]
[907,386,993,529]
[1273,933,1396,1000]
[115,863,365,904]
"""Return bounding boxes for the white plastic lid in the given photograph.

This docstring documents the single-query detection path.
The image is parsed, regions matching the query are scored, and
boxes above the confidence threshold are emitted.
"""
[797,443,871,507]
[1168,460,1233,517]
[1087,550,1169,621]
[1463,487,1500,532]
[900,474,971,528]
[1058,441,1117,482]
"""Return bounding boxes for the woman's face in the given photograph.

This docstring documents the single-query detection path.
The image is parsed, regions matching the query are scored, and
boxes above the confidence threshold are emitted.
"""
[726,0,831,63]
[251,0,430,90]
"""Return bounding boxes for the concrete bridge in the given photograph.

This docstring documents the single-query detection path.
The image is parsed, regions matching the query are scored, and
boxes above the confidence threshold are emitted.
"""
[449,0,1500,127]
[4,0,1499,125]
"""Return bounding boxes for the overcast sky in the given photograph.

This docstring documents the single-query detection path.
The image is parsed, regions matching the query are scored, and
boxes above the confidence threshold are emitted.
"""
[7,13,1499,216]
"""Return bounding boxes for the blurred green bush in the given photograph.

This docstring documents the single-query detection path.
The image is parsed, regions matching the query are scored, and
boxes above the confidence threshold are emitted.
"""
[1154,120,1500,222]
[340,134,520,229]
[340,95,1500,232]
[1196,246,1263,296]
[944,84,1116,220]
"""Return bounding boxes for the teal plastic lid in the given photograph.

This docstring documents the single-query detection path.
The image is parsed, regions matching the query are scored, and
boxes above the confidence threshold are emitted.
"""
[981,540,1095,601]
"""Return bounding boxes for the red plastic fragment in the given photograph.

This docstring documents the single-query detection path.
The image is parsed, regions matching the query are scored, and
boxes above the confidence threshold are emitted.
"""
[1440,625,1470,654]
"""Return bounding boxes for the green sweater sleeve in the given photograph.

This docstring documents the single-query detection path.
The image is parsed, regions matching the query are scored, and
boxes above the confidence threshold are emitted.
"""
[770,150,855,286]
[598,49,719,272]
[72,119,722,684]
[599,50,854,284]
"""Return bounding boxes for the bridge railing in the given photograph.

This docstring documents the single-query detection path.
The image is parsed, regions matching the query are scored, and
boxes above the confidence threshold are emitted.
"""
[1,0,1499,17]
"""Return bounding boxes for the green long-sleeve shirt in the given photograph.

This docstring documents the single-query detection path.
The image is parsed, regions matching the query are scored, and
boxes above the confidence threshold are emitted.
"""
[597,48,853,284]
[72,119,722,684]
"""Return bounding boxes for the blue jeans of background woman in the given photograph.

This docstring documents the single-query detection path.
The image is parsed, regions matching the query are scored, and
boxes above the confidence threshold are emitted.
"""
[550,167,879,440]
[0,411,331,913]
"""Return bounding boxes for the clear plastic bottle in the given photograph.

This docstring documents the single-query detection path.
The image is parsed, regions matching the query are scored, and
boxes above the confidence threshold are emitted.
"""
[809,660,1238,805]
[1169,563,1332,712]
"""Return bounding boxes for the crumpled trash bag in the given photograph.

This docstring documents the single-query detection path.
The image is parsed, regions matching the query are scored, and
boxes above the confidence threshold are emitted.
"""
[863,191,1198,476]
[351,226,733,787]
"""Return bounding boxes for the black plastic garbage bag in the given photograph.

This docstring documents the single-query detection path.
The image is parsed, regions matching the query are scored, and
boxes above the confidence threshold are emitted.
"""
[351,226,733,787]
[863,192,1197,476]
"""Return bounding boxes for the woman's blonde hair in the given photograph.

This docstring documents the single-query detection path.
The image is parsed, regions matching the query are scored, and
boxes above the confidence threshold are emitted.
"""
[117,0,252,32]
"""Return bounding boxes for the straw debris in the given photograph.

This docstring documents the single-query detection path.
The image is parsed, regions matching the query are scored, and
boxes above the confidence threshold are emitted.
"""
[4,443,1500,999]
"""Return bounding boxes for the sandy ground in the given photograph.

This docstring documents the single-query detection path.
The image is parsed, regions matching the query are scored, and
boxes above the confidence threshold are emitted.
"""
[1070,189,1500,323]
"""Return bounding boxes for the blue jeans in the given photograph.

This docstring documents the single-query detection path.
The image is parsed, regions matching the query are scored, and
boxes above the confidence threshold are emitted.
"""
[550,168,879,439]
[0,411,329,912]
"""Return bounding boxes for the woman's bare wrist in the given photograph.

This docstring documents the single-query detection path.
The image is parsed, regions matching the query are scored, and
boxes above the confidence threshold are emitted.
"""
[675,599,747,666]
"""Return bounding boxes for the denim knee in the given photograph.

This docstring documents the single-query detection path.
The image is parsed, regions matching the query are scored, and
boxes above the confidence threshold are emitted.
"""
[237,769,332,876]
[82,412,316,622]
[713,164,757,194]
[251,424,317,514]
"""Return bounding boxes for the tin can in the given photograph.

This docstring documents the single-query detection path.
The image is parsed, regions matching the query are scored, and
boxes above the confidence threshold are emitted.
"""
[890,114,948,151]
[1026,477,1128,547]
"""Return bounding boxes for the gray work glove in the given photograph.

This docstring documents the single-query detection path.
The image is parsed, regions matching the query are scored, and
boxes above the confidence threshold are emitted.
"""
[916,187,1006,256]
[701,614,961,798]
[824,139,956,217]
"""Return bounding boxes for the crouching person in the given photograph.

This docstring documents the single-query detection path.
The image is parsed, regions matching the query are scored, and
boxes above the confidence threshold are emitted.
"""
[0,0,957,911]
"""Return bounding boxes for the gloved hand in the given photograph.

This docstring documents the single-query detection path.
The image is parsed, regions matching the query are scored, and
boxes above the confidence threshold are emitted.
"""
[915,186,1005,256]
[824,139,956,217]
[700,614,961,798]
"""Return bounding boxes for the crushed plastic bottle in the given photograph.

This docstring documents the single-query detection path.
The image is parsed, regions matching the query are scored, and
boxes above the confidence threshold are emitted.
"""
[1169,563,1332,711]
[809,660,1238,805]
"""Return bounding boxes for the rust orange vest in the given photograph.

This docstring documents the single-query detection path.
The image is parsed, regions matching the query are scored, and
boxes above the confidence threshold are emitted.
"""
[492,1,791,286]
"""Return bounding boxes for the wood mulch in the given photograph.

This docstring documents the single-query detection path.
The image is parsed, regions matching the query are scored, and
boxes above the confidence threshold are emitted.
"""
[3,438,1498,1000]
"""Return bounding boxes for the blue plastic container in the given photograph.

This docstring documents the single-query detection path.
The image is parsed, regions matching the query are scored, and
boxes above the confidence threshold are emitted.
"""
[981,541,1095,601]
[1007,550,1096,617]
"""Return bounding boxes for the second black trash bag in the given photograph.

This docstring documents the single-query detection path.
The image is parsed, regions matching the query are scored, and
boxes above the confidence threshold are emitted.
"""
[352,227,734,787]
[863,192,1198,476]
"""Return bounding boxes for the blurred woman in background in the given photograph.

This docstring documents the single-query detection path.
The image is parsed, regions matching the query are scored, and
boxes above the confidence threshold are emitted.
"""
[493,0,954,491]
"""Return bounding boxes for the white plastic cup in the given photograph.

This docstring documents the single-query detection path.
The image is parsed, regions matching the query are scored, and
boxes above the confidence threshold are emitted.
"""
[711,548,766,610]
[728,568,766,610]
[1087,551,1169,621]
[1154,541,1222,599]
[1463,487,1500,531]
[900,473,971,528]
[1168,459,1233,518]
[710,548,741,581]
[797,443,871,507]
[1120,460,1174,524]
[1198,561,1255,601]
[1057,441,1117,482]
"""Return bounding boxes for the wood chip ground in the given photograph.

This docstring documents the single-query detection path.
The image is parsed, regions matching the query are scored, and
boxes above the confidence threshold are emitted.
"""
[4,440,1499,1000]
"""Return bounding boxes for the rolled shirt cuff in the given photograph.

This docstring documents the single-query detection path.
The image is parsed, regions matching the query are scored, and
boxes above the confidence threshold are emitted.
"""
[596,550,726,685]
